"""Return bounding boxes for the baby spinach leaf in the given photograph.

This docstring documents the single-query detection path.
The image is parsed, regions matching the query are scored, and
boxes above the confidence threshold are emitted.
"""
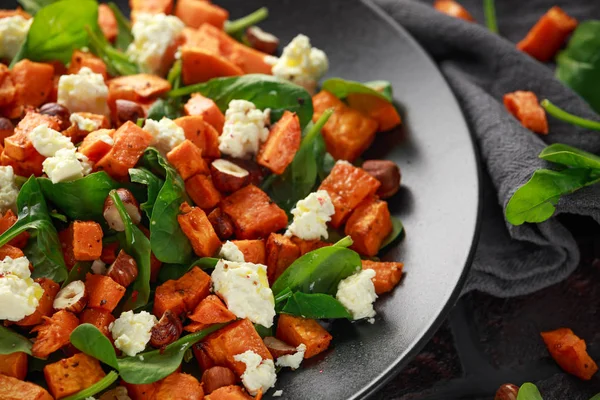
[539,143,600,170]
[225,7,269,37]
[63,371,119,400]
[169,74,314,128]
[0,325,32,355]
[281,292,351,319]
[313,134,336,181]
[506,168,600,225]
[86,25,139,77]
[17,0,59,16]
[516,383,543,400]
[38,172,121,222]
[365,80,394,101]
[70,324,119,368]
[129,168,164,219]
[108,2,133,51]
[380,216,404,250]
[322,78,393,102]
[61,262,92,288]
[253,324,273,339]
[147,98,183,120]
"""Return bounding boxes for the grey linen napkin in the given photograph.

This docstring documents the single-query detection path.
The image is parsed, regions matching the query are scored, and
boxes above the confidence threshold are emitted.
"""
[372,0,600,297]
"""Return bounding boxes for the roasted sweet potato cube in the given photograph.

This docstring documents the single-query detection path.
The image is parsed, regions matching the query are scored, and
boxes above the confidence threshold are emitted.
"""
[276,314,332,359]
[208,208,235,240]
[98,3,118,42]
[175,0,228,29]
[291,237,330,255]
[257,111,301,174]
[85,273,126,312]
[100,240,119,264]
[347,93,402,132]
[220,185,288,240]
[153,280,184,318]
[313,90,378,162]
[205,385,253,400]
[186,295,236,332]
[0,209,29,248]
[0,352,28,379]
[78,129,115,163]
[44,353,106,399]
[231,239,266,264]
[184,94,225,134]
[0,244,24,260]
[58,225,76,270]
[361,260,404,295]
[153,266,212,318]
[202,319,273,376]
[345,197,392,257]
[67,50,108,80]
[80,308,116,339]
[0,149,45,176]
[63,112,111,144]
[167,139,209,180]
[318,161,380,228]
[156,372,204,400]
[0,374,53,400]
[72,221,103,261]
[31,310,79,358]
[130,0,173,14]
[175,116,221,158]
[4,112,60,161]
[186,174,222,210]
[177,203,221,257]
[266,233,300,283]
[181,47,243,86]
[16,278,60,326]
[122,381,159,400]
[541,328,598,380]
[11,59,54,108]
[0,64,15,108]
[108,74,171,115]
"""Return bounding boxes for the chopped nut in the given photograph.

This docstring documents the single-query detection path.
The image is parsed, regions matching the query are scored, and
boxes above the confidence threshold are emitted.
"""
[201,366,237,394]
[107,250,138,288]
[103,188,142,231]
[210,159,250,193]
[362,159,401,199]
[53,280,88,313]
[39,102,71,131]
[246,26,280,55]
[150,310,183,348]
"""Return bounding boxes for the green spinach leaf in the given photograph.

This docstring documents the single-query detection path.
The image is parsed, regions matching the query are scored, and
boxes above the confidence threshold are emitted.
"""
[86,25,139,77]
[70,324,119,368]
[539,143,600,170]
[129,168,164,219]
[63,371,119,400]
[147,98,183,120]
[61,262,92,288]
[322,78,393,102]
[253,324,273,339]
[282,292,351,319]
[108,2,133,51]
[365,80,394,101]
[380,216,404,250]
[516,383,543,400]
[0,325,32,355]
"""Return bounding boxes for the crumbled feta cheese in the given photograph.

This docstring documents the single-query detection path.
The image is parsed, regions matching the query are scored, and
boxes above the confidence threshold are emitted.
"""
[91,259,107,275]
[285,190,334,240]
[57,67,110,116]
[0,166,18,213]
[276,344,306,370]
[0,16,32,60]
[219,241,245,262]
[70,114,100,132]
[219,100,270,159]
[233,350,277,396]
[336,269,377,321]
[42,148,89,184]
[29,124,74,157]
[273,390,283,397]
[110,310,158,357]
[143,118,186,154]
[0,256,43,321]
[211,260,275,328]
[127,13,184,74]
[268,34,329,93]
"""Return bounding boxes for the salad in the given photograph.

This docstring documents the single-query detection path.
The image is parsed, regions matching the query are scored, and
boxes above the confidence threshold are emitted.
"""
[0,0,405,399]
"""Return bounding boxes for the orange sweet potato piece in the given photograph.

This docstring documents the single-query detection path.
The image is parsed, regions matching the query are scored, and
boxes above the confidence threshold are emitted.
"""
[181,47,244,85]
[347,93,402,132]
[318,161,381,228]
[186,174,222,210]
[257,111,301,174]
[10,60,54,108]
[291,237,330,255]
[205,385,254,400]
[72,221,103,261]
[312,91,378,162]
[177,203,221,257]
[96,121,153,180]
[202,319,273,376]
[156,372,204,400]
[0,352,28,379]
[184,94,225,134]
[79,308,116,339]
[167,139,209,180]
[221,185,288,240]
[78,129,115,163]
[345,197,392,257]
[130,0,173,14]
[175,115,221,158]
[98,4,118,42]
[433,0,475,22]
[276,314,332,359]
[541,328,598,380]
[186,295,236,332]
[503,91,549,134]
[4,112,60,161]
[153,266,212,318]
[16,278,60,327]
[266,233,300,283]
[68,50,108,80]
[361,260,404,295]
[58,225,76,270]
[122,381,159,400]
[108,74,171,114]
[0,64,15,107]
[0,374,53,400]
[85,273,126,312]
[44,353,106,399]
[0,209,29,248]
[231,239,266,264]
[175,0,228,29]
[63,112,111,144]
[517,6,578,62]
[0,244,24,260]
[31,310,79,358]
[0,147,45,176]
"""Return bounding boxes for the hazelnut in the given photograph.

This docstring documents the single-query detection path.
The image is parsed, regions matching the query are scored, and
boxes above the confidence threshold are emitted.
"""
[207,208,235,240]
[226,158,266,187]
[495,384,519,400]
[107,250,138,288]
[245,26,279,55]
[39,102,71,130]
[201,366,237,394]
[0,117,14,137]
[362,160,401,199]
[150,309,183,348]
[103,188,142,231]
[53,280,87,313]
[115,100,144,126]
[263,336,297,358]
[210,159,250,193]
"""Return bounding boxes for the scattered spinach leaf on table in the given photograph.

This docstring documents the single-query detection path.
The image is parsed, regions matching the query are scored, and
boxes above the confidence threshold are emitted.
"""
[322,78,393,102]
[541,99,600,131]
[129,168,164,219]
[539,143,600,169]
[63,371,119,400]
[108,2,134,51]
[0,325,32,355]
[281,292,351,319]
[516,383,543,400]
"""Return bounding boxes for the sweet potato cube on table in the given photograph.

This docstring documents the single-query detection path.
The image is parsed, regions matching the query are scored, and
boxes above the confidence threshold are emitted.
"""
[291,237,330,255]
[181,47,244,85]
[266,233,300,283]
[0,64,15,108]
[178,202,221,257]
[44,353,106,399]
[156,372,204,400]
[80,308,116,339]
[345,197,392,257]
[79,129,115,163]
[347,93,402,132]
[184,94,225,134]
[362,260,404,295]
[85,273,126,312]
[16,278,60,327]
[175,0,228,29]
[0,244,24,260]
[312,90,378,162]
[175,115,221,158]
[167,139,209,180]
[318,161,381,228]
[0,374,53,400]
[0,352,28,379]
[231,239,266,264]
[153,266,212,318]
[72,221,103,261]
[276,314,332,359]
[186,294,236,333]
[541,328,598,380]
[67,50,108,80]
[122,381,159,400]
[205,385,254,400]
[433,0,475,22]
[220,185,288,240]
[0,209,29,248]
[31,310,79,358]
[186,174,222,210]
[503,91,549,135]
[98,3,118,42]
[257,111,301,174]
[10,59,54,108]
[130,0,173,14]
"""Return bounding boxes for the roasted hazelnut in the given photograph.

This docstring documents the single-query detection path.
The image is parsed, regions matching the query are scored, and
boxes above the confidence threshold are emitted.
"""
[245,26,279,55]
[39,102,71,130]
[0,117,14,137]
[264,336,297,358]
[495,384,519,400]
[207,208,234,240]
[150,310,183,348]
[201,366,237,394]
[226,158,266,187]
[103,188,142,231]
[362,159,401,199]
[53,280,87,313]
[107,250,138,288]
[115,100,144,126]
[210,159,250,193]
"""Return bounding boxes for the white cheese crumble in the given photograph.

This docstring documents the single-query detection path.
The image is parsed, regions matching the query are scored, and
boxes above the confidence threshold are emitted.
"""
[91,259,107,275]
[110,310,158,357]
[0,166,18,213]
[57,67,110,116]
[42,148,91,184]
[336,269,377,321]
[0,16,32,60]
[276,344,306,370]
[143,118,186,154]
[285,190,334,240]
[127,13,184,74]
[267,34,329,94]
[29,124,74,157]
[211,260,275,328]
[0,256,43,322]
[219,241,245,262]
[233,350,277,396]
[219,100,270,159]
[70,114,100,132]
